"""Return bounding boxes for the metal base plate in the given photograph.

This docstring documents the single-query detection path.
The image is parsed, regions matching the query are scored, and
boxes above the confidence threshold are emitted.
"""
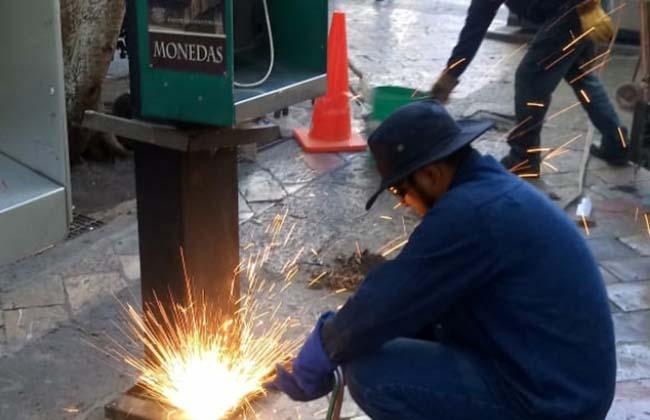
[105,390,181,420]
[104,386,276,420]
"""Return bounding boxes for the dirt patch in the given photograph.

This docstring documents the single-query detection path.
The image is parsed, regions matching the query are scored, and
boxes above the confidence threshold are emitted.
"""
[310,250,386,291]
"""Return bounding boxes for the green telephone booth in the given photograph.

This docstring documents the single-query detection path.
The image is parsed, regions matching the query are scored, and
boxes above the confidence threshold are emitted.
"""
[127,0,328,126]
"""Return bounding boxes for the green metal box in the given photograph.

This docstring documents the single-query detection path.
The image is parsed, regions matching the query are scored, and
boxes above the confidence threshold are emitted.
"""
[127,0,328,126]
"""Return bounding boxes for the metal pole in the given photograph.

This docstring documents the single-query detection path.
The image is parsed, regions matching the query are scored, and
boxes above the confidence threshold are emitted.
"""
[134,142,240,346]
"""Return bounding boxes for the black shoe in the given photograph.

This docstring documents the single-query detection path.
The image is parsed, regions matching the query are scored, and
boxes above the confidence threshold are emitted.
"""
[590,144,628,167]
[500,154,540,178]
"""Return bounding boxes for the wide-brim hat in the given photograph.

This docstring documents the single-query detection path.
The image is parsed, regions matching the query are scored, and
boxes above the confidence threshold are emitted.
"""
[365,99,494,210]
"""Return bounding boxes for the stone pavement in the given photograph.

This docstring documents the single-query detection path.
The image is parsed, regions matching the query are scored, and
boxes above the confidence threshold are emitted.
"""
[1,0,650,419]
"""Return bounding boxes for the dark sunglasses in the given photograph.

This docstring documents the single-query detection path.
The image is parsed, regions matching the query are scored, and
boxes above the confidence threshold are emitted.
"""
[388,183,409,199]
[389,175,415,199]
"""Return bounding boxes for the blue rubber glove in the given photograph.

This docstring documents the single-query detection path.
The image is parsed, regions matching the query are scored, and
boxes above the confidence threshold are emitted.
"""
[271,311,337,401]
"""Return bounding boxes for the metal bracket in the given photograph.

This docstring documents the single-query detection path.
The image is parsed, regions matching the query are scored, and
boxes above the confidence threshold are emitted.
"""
[82,110,280,152]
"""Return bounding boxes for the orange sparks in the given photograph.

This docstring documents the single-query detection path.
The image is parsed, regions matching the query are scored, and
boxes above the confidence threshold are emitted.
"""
[526,101,545,108]
[528,147,552,153]
[519,173,540,179]
[378,236,406,254]
[381,239,409,257]
[355,241,362,260]
[506,116,534,140]
[447,57,467,72]
[546,5,580,32]
[579,49,611,70]
[280,279,295,292]
[489,43,528,72]
[579,89,591,103]
[308,272,328,288]
[546,149,571,160]
[110,277,301,420]
[283,223,297,247]
[570,58,612,84]
[542,161,559,172]
[284,266,300,284]
[544,134,583,161]
[281,246,304,273]
[310,248,318,257]
[645,213,650,237]
[635,207,640,222]
[509,159,530,173]
[393,202,403,209]
[380,215,393,220]
[617,127,627,148]
[547,101,582,121]
[607,2,628,15]
[581,215,590,236]
[63,407,80,414]
[544,48,575,70]
[556,133,583,151]
[335,288,348,294]
[563,27,595,51]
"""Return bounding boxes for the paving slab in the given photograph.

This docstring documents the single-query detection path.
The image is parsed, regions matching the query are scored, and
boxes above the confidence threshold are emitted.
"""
[118,255,140,283]
[0,292,136,420]
[588,209,648,239]
[328,153,380,191]
[301,153,347,175]
[3,306,68,352]
[602,258,650,282]
[593,166,650,186]
[239,166,287,203]
[239,193,255,223]
[601,266,621,284]
[613,311,650,344]
[620,235,650,257]
[607,380,650,420]
[64,272,125,315]
[607,282,650,312]
[617,343,650,382]
[588,237,640,261]
[111,225,139,257]
[543,172,595,189]
[256,140,321,186]
[0,274,65,310]
[57,238,123,279]
[473,138,510,161]
[590,182,646,201]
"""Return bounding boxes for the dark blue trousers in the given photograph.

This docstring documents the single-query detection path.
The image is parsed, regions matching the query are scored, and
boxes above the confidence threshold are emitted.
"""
[508,11,626,164]
[344,338,522,420]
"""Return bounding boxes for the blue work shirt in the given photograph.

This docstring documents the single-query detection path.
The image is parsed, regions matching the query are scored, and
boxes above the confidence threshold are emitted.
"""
[446,0,581,78]
[321,150,616,420]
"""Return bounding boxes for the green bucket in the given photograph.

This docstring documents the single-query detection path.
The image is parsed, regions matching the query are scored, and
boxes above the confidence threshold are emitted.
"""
[371,86,429,122]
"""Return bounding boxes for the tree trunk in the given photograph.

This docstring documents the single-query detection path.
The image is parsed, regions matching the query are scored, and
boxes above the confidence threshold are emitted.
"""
[60,0,126,163]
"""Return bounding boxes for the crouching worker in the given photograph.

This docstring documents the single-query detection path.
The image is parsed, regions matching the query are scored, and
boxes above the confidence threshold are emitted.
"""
[270,100,616,420]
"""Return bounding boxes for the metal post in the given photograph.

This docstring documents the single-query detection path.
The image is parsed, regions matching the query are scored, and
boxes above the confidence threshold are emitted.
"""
[134,142,240,336]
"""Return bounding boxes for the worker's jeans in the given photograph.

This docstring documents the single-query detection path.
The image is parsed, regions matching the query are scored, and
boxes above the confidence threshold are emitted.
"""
[344,338,521,420]
[508,11,626,163]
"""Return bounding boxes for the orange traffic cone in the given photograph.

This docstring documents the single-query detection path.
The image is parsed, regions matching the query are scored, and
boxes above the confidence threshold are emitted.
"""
[294,11,366,153]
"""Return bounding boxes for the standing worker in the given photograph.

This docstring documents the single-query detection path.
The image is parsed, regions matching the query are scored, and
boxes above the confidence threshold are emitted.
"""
[269,100,616,420]
[432,0,628,177]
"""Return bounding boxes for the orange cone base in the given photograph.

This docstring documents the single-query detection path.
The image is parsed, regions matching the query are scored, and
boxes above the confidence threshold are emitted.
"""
[293,127,367,153]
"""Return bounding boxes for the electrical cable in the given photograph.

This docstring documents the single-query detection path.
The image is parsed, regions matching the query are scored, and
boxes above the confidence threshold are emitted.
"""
[233,0,274,88]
